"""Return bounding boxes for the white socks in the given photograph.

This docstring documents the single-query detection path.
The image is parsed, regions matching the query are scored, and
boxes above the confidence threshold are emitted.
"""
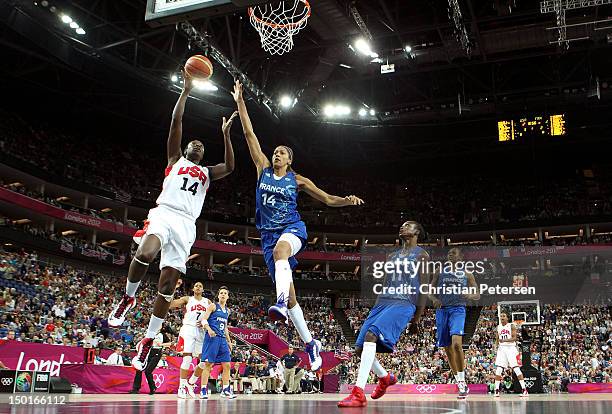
[356,342,377,389]
[188,374,199,385]
[126,280,140,297]
[495,380,500,390]
[455,371,465,382]
[287,303,313,344]
[519,379,526,390]
[180,378,188,386]
[274,260,292,305]
[371,358,388,378]
[145,315,164,339]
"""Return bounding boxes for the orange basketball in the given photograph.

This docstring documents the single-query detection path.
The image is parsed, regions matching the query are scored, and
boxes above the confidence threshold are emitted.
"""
[185,55,213,80]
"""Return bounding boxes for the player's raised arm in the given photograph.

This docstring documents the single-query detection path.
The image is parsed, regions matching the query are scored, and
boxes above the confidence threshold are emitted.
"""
[168,70,195,166]
[230,80,270,175]
[297,175,364,207]
[409,251,430,335]
[208,111,238,181]
[169,295,189,310]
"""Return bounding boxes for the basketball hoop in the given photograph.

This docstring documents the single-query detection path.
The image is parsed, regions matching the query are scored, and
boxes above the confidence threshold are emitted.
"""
[248,0,311,55]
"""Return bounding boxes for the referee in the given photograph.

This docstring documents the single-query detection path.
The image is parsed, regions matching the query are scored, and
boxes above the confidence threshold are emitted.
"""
[130,330,170,394]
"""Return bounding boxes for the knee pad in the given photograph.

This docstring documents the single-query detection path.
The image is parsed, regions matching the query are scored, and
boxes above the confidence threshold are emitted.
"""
[495,367,504,377]
[180,356,192,370]
[158,291,174,302]
[198,362,207,369]
[513,367,523,377]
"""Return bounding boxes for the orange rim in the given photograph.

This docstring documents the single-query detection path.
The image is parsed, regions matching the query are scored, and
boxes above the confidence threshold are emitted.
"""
[248,0,311,30]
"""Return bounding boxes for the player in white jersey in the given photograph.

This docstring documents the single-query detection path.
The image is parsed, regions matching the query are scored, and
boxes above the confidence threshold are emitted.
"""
[107,69,238,371]
[169,280,210,398]
[493,312,528,397]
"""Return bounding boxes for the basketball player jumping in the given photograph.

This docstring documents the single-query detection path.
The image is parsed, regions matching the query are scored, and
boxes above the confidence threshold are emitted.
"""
[197,286,236,399]
[429,247,480,399]
[107,70,238,371]
[231,80,364,371]
[494,312,529,397]
[168,280,211,398]
[338,221,428,408]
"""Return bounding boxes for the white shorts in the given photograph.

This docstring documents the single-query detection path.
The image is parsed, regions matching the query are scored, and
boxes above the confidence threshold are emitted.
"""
[495,345,520,368]
[176,324,204,357]
[137,206,196,274]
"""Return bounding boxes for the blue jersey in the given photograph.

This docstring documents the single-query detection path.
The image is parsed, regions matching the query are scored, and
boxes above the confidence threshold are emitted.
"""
[206,303,229,338]
[381,246,426,305]
[438,270,468,307]
[255,167,301,231]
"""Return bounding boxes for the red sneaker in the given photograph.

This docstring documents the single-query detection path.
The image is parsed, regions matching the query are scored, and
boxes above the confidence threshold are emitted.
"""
[338,386,367,408]
[371,373,397,400]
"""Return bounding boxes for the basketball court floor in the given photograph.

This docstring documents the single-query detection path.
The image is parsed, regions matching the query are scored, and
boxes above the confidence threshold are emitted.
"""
[1,393,611,414]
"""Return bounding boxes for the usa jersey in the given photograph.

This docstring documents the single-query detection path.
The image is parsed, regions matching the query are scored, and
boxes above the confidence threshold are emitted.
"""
[255,167,301,231]
[183,296,211,327]
[497,323,516,346]
[438,270,468,307]
[156,157,210,220]
[206,303,229,338]
[381,246,426,305]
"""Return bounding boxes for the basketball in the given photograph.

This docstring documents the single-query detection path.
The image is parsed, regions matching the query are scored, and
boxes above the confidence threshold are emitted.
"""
[185,55,213,80]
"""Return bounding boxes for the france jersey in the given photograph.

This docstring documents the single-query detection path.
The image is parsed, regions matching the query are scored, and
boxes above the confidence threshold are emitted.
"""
[435,270,468,347]
[256,167,301,231]
[355,246,426,353]
[206,303,229,339]
[201,303,231,363]
[438,270,468,307]
[380,246,427,305]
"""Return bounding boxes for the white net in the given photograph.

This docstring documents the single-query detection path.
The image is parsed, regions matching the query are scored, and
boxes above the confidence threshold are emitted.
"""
[248,0,311,55]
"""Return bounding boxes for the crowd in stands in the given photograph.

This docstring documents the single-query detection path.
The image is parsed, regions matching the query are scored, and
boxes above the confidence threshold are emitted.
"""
[2,110,612,232]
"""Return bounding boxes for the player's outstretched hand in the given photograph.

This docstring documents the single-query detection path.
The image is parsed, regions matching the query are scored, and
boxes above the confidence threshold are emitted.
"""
[408,320,420,335]
[222,111,238,136]
[181,69,194,94]
[345,195,364,205]
[231,80,244,103]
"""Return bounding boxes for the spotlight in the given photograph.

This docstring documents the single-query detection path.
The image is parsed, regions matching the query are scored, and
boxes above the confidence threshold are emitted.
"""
[369,109,376,116]
[353,38,378,58]
[194,80,218,91]
[41,0,49,6]
[324,105,335,117]
[69,21,79,29]
[76,28,85,35]
[171,74,178,82]
[61,15,72,24]
[358,108,367,117]
[280,95,294,109]
[404,45,412,53]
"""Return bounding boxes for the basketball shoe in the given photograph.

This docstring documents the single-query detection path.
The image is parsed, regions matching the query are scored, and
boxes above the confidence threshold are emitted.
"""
[305,339,323,371]
[199,386,208,400]
[520,388,529,397]
[131,337,153,371]
[108,294,136,327]
[221,386,237,399]
[268,299,288,322]
[457,381,469,399]
[371,373,397,399]
[494,389,500,397]
[338,386,367,408]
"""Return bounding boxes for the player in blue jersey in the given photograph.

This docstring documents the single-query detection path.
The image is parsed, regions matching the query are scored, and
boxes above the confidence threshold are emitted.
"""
[232,80,364,371]
[429,247,480,399]
[195,286,236,399]
[339,221,429,407]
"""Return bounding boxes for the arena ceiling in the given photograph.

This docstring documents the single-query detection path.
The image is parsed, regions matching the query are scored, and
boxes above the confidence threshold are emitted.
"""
[2,0,612,169]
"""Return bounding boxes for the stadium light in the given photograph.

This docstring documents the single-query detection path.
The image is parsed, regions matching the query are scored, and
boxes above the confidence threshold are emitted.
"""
[404,45,412,53]
[324,105,335,117]
[280,95,296,109]
[69,21,79,29]
[369,109,376,116]
[61,15,72,24]
[194,80,218,92]
[358,108,367,117]
[76,28,86,35]
[353,38,378,58]
[171,74,178,82]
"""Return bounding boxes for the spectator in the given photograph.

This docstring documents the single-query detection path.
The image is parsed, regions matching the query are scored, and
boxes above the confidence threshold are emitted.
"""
[106,347,125,366]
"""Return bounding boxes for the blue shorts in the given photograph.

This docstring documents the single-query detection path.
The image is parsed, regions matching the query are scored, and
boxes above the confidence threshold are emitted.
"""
[260,221,307,282]
[355,301,416,353]
[201,336,231,363]
[435,306,466,347]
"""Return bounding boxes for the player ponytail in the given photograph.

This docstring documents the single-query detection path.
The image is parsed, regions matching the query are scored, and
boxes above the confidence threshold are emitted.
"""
[282,145,295,172]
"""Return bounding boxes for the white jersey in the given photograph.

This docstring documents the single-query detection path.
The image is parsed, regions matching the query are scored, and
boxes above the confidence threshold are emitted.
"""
[156,157,210,221]
[497,323,516,347]
[183,296,211,327]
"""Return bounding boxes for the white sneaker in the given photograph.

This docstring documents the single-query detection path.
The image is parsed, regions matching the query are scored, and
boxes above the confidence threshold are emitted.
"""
[131,338,153,371]
[185,383,196,398]
[221,387,237,399]
[177,385,188,399]
[494,389,500,398]
[520,388,529,397]
[108,294,136,327]
[199,387,208,400]
[305,339,322,371]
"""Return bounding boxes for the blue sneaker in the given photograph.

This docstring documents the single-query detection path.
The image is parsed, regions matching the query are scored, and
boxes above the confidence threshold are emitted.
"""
[199,387,208,400]
[268,301,288,322]
[221,386,236,399]
[305,339,322,371]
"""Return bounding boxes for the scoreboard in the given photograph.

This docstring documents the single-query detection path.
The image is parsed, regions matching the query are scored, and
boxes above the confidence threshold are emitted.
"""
[145,0,268,26]
[498,114,566,142]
